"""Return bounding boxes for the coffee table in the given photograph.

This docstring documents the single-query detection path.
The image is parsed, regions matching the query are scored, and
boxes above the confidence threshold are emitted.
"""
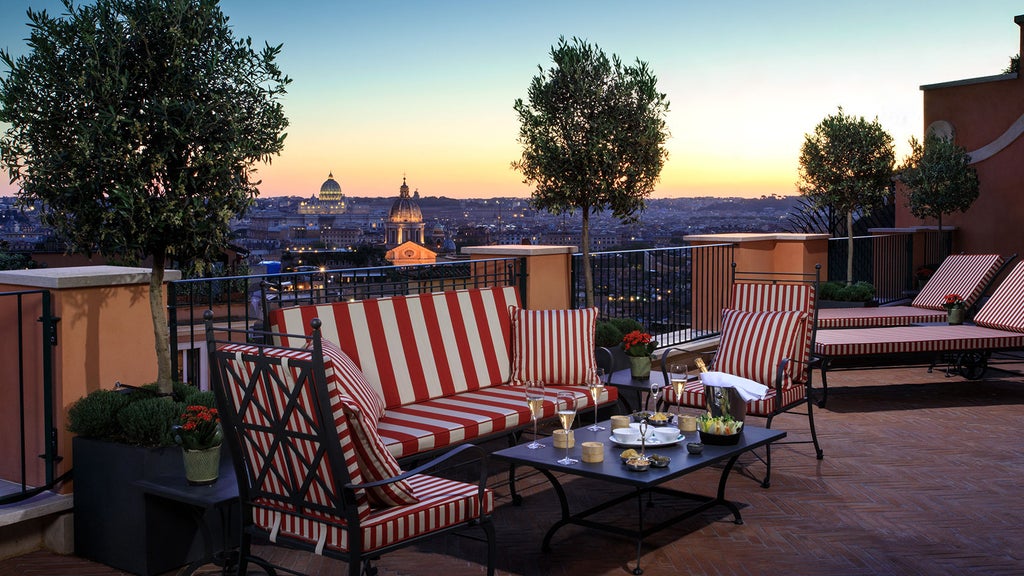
[492,422,786,575]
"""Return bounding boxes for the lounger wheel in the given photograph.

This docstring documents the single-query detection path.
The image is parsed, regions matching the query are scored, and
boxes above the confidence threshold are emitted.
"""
[956,352,988,380]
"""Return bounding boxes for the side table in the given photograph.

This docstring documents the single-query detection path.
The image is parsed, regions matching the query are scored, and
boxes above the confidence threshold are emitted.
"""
[134,460,239,576]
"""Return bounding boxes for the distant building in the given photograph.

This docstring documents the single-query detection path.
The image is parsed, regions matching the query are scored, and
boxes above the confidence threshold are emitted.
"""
[385,177,425,248]
[386,240,436,265]
[298,173,347,215]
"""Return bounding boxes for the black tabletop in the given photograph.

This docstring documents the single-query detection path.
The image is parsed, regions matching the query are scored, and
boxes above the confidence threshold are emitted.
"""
[493,422,785,489]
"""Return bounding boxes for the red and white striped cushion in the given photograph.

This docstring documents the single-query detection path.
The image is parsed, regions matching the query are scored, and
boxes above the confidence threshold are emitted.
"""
[217,343,371,519]
[911,254,1003,310]
[669,375,806,416]
[815,324,1024,358]
[973,261,1024,332]
[376,384,611,459]
[271,286,520,409]
[510,307,599,386]
[817,306,946,329]
[318,339,386,427]
[256,473,493,554]
[729,282,815,383]
[713,309,809,388]
[335,394,419,508]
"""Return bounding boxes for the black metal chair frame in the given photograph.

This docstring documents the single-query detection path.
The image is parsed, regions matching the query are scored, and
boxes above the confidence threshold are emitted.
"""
[204,311,496,576]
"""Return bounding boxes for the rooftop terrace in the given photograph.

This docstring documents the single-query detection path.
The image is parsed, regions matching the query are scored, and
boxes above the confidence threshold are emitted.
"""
[3,355,1022,575]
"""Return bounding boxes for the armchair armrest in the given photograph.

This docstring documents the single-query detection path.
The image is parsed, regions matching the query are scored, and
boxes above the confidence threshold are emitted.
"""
[345,444,490,504]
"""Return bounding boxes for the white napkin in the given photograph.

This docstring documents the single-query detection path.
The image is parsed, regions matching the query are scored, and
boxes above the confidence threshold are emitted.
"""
[701,371,769,402]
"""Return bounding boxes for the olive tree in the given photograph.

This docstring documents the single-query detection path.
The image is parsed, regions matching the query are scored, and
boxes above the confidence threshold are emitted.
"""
[513,36,670,308]
[899,134,979,233]
[797,108,894,284]
[0,0,290,394]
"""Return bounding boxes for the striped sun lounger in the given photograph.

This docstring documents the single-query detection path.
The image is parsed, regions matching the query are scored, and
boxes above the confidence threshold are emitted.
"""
[816,253,1008,329]
[815,260,1024,397]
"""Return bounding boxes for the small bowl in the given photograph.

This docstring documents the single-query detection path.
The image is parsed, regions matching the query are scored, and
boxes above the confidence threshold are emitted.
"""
[686,442,704,455]
[613,429,640,444]
[652,427,680,443]
[648,454,671,468]
[624,456,651,471]
[631,411,674,427]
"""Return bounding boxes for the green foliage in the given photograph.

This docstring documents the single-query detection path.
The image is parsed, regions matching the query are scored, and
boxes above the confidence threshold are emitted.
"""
[1004,54,1020,74]
[0,0,290,393]
[797,107,895,283]
[899,134,979,230]
[819,281,875,302]
[66,389,131,440]
[595,317,646,348]
[513,36,670,307]
[66,382,212,447]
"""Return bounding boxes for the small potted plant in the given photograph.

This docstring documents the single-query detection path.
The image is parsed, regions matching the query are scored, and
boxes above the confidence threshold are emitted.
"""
[621,330,658,379]
[943,294,965,325]
[173,405,223,485]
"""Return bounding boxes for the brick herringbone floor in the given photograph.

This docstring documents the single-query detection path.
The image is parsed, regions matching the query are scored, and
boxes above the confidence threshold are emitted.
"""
[3,356,1023,576]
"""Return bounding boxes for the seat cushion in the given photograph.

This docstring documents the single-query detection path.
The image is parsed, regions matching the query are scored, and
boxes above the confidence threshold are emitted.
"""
[713,309,809,388]
[817,306,946,329]
[510,307,599,386]
[375,384,613,459]
[259,473,493,555]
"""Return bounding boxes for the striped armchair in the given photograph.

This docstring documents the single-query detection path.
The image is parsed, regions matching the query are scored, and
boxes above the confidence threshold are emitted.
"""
[664,267,823,488]
[205,313,496,576]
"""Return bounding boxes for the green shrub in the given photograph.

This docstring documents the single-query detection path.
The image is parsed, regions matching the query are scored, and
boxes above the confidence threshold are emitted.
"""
[595,317,646,347]
[117,397,186,447]
[66,382,209,447]
[66,389,131,439]
[819,281,875,302]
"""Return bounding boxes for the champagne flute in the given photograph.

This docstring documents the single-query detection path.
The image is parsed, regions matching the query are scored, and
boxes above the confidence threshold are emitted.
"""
[555,391,578,464]
[585,368,606,432]
[525,381,545,449]
[669,363,688,416]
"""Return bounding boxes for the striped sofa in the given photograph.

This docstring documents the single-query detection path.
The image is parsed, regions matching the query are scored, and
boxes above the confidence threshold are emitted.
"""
[269,285,616,461]
[815,260,1024,382]
[816,254,1008,329]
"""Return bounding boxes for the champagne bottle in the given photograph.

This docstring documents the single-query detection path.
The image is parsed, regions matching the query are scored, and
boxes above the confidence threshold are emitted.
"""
[695,357,709,373]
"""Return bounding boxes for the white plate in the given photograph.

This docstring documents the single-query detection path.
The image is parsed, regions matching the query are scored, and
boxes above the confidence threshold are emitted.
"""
[608,434,684,448]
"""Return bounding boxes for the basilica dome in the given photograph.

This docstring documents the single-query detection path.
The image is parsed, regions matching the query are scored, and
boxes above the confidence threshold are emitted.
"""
[319,172,343,202]
[388,177,422,223]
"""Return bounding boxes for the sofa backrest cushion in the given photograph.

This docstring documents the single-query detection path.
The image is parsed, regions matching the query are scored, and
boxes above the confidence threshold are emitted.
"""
[318,339,387,427]
[270,286,521,409]
[510,306,599,386]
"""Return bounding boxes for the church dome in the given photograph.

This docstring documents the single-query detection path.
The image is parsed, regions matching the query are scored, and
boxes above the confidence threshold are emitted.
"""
[319,172,343,202]
[388,177,423,223]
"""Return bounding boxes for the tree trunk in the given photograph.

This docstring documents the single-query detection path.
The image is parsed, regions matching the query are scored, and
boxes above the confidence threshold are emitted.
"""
[150,249,173,395]
[582,209,594,309]
[846,210,854,286]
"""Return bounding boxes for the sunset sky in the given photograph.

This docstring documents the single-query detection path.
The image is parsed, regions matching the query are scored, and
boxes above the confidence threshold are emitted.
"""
[1,1,1022,199]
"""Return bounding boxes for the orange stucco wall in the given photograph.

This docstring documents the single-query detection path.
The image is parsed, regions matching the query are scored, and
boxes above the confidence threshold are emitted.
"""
[896,16,1024,259]
[0,268,172,490]
[464,245,576,310]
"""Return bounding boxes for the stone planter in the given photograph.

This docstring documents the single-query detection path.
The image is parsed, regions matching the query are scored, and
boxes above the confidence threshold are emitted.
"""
[947,307,965,325]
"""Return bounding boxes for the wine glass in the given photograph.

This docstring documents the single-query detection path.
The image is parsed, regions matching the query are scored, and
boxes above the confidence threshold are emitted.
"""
[669,363,688,416]
[555,391,578,465]
[585,368,606,432]
[524,381,545,449]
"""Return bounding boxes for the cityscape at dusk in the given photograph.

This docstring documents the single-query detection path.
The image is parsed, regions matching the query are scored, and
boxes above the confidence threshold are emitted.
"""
[1,0,1022,200]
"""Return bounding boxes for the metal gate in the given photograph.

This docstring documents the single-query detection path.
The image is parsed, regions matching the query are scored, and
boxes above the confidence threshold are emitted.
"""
[0,289,62,505]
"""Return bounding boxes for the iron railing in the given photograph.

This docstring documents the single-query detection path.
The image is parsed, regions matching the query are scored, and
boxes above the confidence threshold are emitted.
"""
[827,230,953,304]
[0,289,60,505]
[168,257,526,387]
[571,244,734,347]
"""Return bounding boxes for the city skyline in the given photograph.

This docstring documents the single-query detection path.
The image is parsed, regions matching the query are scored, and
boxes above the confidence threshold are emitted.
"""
[1,1,1022,200]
